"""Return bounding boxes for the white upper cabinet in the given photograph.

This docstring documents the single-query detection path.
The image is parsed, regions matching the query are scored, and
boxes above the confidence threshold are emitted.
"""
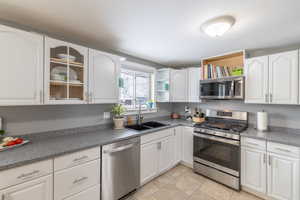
[170,69,188,102]
[188,67,201,102]
[267,153,299,200]
[88,49,120,104]
[269,50,298,104]
[245,50,299,105]
[245,56,269,104]
[0,25,43,105]
[44,37,88,104]
[156,68,171,102]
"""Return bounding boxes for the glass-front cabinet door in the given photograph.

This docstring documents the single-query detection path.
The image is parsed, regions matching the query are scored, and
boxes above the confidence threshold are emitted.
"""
[44,37,88,104]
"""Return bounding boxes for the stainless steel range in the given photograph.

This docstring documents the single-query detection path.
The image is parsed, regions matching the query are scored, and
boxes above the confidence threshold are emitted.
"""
[193,109,248,190]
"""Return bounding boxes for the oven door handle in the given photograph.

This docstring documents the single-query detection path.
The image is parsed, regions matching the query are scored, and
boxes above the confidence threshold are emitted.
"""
[193,133,240,146]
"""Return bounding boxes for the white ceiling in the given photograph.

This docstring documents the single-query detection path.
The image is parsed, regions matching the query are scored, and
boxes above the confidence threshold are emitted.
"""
[0,0,300,66]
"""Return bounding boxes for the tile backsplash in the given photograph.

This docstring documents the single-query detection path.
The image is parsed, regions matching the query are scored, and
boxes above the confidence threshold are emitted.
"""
[172,101,300,130]
[0,103,172,136]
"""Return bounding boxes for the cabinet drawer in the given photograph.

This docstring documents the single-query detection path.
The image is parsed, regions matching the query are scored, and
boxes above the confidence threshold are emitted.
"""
[268,142,300,158]
[0,159,52,190]
[63,184,100,200]
[54,159,100,200]
[241,137,266,150]
[141,128,173,144]
[54,147,100,171]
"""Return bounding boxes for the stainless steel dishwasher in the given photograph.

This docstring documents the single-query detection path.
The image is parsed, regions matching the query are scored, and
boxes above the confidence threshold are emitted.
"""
[102,137,140,200]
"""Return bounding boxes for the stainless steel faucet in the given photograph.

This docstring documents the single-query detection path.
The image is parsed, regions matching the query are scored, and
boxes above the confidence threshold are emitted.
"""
[136,101,144,125]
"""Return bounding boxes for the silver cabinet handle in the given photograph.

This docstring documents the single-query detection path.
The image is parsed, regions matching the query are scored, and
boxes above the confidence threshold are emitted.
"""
[104,143,135,154]
[265,94,268,103]
[247,142,259,146]
[73,176,88,184]
[17,170,40,180]
[157,142,162,150]
[268,155,272,166]
[275,148,291,153]
[89,92,93,102]
[40,90,43,104]
[270,93,273,103]
[263,154,266,164]
[73,155,88,162]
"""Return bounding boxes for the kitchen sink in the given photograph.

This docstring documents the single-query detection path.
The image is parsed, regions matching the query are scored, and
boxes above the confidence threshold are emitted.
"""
[142,121,168,128]
[126,121,168,131]
[125,124,152,131]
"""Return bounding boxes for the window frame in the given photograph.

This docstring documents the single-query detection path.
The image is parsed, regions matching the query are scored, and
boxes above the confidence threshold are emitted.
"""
[119,65,156,113]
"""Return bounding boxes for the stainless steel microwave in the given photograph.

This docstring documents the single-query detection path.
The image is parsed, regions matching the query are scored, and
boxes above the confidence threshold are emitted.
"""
[200,76,244,100]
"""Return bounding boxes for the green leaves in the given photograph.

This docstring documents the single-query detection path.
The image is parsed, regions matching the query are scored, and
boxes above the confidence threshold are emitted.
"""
[111,104,126,117]
[0,130,5,136]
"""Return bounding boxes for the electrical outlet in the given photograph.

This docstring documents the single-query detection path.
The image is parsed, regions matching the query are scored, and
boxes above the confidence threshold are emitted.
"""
[103,112,111,119]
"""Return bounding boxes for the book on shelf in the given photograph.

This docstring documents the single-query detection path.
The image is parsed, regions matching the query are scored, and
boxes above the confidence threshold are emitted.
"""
[202,64,243,80]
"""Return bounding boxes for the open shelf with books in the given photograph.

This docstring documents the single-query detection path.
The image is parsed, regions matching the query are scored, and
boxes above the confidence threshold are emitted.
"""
[201,51,245,80]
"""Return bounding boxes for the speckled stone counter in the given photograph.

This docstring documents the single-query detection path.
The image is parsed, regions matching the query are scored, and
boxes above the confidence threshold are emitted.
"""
[241,126,300,147]
[0,118,194,171]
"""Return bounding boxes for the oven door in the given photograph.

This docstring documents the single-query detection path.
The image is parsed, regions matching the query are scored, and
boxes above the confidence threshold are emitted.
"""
[193,133,240,177]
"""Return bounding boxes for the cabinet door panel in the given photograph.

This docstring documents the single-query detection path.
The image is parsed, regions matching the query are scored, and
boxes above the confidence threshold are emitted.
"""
[140,141,159,185]
[182,127,194,167]
[269,50,298,104]
[268,153,299,200]
[44,37,88,104]
[174,127,183,164]
[171,69,188,102]
[89,49,119,103]
[0,25,43,105]
[188,68,201,102]
[241,147,267,194]
[0,175,52,200]
[158,136,174,173]
[245,56,268,104]
[63,185,100,200]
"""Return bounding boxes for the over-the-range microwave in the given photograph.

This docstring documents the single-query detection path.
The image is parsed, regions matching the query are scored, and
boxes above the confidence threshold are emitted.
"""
[200,76,244,100]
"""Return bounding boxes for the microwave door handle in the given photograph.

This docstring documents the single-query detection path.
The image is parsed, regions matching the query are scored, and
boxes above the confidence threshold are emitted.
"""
[230,81,234,97]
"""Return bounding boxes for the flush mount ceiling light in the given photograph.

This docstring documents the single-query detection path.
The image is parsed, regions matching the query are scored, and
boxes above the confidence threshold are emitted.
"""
[201,16,235,37]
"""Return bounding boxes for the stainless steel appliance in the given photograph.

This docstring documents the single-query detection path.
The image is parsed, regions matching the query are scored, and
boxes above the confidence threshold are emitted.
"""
[193,109,248,190]
[102,137,140,200]
[200,76,244,99]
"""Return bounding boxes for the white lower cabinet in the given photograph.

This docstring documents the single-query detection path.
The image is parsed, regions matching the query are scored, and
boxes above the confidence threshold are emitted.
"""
[140,140,160,184]
[158,136,175,173]
[267,153,299,200]
[241,147,267,194]
[241,137,300,200]
[63,184,100,200]
[140,128,175,185]
[0,175,52,200]
[174,126,183,164]
[182,126,194,167]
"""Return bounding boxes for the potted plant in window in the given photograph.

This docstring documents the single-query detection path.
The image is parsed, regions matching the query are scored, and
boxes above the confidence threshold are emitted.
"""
[111,104,126,129]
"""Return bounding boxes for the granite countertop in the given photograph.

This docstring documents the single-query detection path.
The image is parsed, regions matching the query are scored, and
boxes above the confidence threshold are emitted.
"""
[241,126,300,147]
[0,118,194,171]
[2,117,300,171]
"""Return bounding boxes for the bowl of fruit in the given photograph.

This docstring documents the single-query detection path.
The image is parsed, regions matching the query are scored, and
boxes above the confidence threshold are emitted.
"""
[0,136,29,152]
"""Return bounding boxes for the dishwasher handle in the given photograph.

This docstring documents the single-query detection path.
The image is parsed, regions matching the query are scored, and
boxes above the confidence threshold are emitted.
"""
[103,143,136,154]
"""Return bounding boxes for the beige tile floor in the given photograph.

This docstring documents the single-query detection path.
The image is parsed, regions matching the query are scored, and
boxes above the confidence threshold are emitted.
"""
[129,164,262,200]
